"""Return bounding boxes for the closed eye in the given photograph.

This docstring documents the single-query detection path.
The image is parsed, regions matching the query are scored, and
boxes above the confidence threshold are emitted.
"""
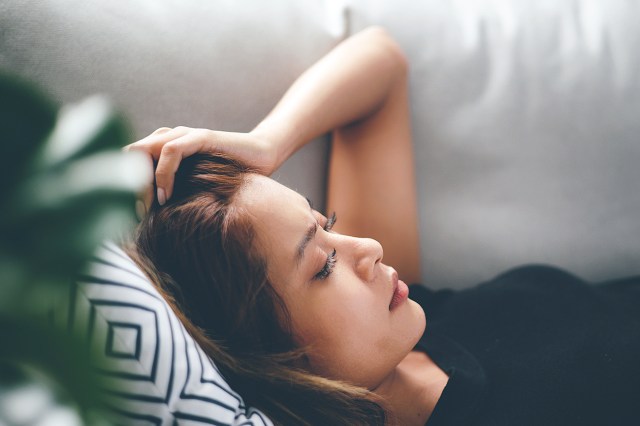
[314,248,337,280]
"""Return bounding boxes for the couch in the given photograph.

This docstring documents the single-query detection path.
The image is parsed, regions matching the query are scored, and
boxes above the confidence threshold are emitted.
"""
[2,0,639,423]
[2,0,639,289]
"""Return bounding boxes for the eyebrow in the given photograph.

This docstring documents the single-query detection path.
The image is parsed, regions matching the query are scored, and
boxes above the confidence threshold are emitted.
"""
[295,223,317,267]
[294,198,316,267]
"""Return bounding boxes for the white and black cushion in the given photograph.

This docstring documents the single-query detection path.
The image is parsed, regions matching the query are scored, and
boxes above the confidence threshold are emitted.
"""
[60,241,272,426]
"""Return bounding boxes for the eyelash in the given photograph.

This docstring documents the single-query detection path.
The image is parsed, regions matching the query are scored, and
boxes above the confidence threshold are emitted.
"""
[313,212,338,280]
[315,249,337,280]
[325,212,337,232]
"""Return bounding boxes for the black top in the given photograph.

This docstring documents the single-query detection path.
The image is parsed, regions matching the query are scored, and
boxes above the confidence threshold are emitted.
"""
[410,265,640,426]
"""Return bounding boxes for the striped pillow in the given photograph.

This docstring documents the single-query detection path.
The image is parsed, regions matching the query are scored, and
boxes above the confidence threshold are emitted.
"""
[64,241,272,425]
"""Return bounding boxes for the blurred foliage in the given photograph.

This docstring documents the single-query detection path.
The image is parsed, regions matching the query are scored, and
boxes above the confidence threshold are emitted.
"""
[0,73,149,424]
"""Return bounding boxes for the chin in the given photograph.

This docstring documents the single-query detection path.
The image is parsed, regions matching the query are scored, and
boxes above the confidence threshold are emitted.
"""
[408,299,427,341]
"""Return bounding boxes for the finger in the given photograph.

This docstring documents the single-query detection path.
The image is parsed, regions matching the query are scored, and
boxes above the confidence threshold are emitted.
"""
[152,127,172,135]
[143,184,154,211]
[134,184,154,220]
[124,129,163,151]
[154,135,206,203]
[135,199,147,221]
[124,127,188,157]
[130,151,156,217]
[134,175,154,219]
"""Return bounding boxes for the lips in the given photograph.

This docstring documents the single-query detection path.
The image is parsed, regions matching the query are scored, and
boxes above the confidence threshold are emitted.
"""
[389,269,409,311]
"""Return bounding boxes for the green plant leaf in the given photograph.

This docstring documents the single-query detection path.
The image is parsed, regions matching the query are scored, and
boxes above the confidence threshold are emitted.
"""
[0,72,150,426]
[0,315,110,424]
[1,151,149,289]
[0,85,151,299]
[0,73,57,206]
[34,95,132,171]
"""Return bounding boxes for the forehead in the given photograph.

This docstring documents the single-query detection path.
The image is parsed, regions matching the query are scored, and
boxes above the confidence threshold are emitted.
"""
[236,174,308,217]
[235,174,312,253]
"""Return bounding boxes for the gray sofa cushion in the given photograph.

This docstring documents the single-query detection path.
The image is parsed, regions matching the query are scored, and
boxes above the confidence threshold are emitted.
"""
[0,0,342,211]
[2,0,638,288]
[350,0,640,288]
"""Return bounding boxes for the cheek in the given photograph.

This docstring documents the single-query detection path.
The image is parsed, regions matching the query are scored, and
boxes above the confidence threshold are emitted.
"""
[289,288,393,379]
[286,287,360,351]
[296,296,427,385]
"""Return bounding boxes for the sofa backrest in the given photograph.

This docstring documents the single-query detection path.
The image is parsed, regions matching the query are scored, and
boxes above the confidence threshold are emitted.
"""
[350,0,640,288]
[2,0,638,288]
[0,0,341,211]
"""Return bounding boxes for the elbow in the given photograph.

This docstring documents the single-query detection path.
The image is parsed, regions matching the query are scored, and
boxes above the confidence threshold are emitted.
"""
[360,26,409,76]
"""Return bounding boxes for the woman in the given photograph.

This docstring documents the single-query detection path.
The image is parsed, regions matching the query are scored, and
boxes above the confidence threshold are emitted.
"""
[127,28,640,425]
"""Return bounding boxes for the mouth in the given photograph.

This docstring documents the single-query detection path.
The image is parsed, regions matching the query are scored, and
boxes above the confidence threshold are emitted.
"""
[389,268,409,311]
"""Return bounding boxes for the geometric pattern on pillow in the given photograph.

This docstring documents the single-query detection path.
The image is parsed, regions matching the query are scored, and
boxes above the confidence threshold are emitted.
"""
[61,241,272,426]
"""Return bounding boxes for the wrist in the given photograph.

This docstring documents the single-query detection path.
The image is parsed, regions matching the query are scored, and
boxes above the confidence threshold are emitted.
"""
[250,120,297,173]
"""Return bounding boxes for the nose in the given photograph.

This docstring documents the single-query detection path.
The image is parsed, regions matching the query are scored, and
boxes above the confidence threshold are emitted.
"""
[352,237,384,281]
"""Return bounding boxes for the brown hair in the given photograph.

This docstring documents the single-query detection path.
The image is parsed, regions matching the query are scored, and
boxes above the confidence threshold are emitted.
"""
[127,153,389,425]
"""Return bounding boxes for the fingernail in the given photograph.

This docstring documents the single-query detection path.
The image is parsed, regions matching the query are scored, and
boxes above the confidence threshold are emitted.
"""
[157,187,166,206]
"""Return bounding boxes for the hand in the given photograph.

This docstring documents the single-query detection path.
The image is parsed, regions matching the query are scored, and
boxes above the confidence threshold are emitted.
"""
[125,126,277,207]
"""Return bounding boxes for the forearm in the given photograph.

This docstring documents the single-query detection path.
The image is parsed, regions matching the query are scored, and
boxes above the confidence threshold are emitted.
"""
[126,27,409,205]
[251,27,408,171]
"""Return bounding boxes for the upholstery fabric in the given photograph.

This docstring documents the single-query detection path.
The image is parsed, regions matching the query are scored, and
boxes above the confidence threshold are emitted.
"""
[348,0,640,288]
[0,0,344,210]
[1,0,638,286]
[4,0,639,423]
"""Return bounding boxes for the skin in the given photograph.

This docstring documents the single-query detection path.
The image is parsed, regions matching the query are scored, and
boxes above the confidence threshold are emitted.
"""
[236,174,426,389]
[128,27,448,424]
[126,27,421,284]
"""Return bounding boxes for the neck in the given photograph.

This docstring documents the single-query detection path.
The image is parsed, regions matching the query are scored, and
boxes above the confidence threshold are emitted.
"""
[373,351,448,426]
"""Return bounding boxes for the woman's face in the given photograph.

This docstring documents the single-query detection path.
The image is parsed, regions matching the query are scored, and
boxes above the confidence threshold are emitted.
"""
[235,174,426,389]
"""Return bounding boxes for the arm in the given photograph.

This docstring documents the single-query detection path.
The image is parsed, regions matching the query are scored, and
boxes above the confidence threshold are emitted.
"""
[127,27,421,280]
[251,26,408,170]
[127,27,407,204]
[254,26,421,281]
